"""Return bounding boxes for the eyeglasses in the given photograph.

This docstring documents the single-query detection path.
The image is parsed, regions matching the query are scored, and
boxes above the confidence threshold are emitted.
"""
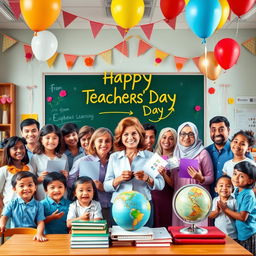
[180,132,195,138]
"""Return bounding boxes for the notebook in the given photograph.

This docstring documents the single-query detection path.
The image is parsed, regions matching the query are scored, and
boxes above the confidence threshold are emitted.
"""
[111,226,153,241]
[168,226,226,239]
[173,238,226,244]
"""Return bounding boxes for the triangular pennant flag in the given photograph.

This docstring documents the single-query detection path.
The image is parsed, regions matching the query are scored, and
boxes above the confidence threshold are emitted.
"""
[8,0,21,19]
[62,11,78,28]
[164,18,177,30]
[192,56,201,71]
[137,39,152,57]
[23,45,33,62]
[155,49,169,65]
[99,50,112,65]
[90,21,104,38]
[64,54,78,70]
[116,26,129,38]
[242,37,256,56]
[115,41,129,57]
[2,34,17,52]
[83,55,96,67]
[140,23,154,40]
[47,52,59,67]
[174,56,189,71]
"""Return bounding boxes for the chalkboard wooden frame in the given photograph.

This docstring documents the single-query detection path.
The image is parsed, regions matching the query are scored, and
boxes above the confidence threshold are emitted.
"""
[43,72,206,140]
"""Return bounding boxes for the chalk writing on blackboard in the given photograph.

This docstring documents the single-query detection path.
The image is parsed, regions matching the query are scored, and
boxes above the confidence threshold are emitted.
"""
[44,73,204,137]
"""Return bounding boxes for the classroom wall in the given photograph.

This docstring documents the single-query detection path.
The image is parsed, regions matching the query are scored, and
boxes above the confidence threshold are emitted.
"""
[0,28,255,145]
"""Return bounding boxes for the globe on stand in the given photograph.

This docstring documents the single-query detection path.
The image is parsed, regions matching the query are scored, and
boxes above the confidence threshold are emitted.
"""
[112,191,151,231]
[172,184,212,234]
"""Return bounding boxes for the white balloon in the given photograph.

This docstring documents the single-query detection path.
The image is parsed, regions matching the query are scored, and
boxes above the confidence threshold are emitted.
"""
[31,30,58,61]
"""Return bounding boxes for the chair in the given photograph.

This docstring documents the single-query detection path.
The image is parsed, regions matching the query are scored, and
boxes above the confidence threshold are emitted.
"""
[0,228,37,245]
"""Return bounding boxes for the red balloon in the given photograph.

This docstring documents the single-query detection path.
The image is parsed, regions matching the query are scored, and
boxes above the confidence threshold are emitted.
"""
[160,0,185,20]
[214,38,240,70]
[227,0,255,17]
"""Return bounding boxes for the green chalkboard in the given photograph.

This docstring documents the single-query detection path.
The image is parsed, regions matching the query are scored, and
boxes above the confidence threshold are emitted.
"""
[44,73,205,137]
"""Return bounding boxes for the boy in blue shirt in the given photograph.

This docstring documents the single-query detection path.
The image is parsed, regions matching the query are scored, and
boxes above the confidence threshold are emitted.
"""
[0,171,47,242]
[41,172,70,234]
[218,161,256,256]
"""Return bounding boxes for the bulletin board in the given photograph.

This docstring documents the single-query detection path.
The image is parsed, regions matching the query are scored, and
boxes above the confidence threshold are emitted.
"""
[43,73,205,137]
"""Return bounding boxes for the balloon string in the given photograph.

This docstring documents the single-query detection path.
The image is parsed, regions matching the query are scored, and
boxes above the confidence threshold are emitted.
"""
[204,42,207,79]
[235,18,240,38]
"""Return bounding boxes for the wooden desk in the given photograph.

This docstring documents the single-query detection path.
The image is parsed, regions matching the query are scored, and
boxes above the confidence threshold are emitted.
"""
[0,234,252,256]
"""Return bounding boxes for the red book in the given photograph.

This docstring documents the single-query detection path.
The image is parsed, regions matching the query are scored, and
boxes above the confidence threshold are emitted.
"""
[174,238,226,244]
[168,226,226,239]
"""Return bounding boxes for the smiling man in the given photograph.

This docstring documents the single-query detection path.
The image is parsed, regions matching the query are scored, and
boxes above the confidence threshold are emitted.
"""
[20,118,40,160]
[143,123,157,152]
[206,116,253,196]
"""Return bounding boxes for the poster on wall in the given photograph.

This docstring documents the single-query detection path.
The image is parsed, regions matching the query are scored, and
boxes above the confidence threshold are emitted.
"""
[235,108,256,134]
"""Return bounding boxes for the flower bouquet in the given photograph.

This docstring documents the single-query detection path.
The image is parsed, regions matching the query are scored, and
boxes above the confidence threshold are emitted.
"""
[0,95,12,124]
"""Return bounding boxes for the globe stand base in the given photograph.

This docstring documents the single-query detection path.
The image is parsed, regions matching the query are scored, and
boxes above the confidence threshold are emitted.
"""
[180,224,208,234]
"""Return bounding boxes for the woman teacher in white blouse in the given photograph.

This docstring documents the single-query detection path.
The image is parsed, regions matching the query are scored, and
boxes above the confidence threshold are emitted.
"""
[104,117,165,227]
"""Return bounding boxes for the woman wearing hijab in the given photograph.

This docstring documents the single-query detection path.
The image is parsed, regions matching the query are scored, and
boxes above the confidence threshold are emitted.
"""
[171,122,214,226]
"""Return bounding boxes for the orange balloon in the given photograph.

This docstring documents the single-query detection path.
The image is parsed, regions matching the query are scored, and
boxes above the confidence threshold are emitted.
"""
[198,52,222,81]
[20,0,61,32]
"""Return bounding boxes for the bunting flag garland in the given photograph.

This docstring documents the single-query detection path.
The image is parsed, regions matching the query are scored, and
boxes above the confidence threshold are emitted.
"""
[62,11,78,28]
[115,41,129,57]
[8,0,21,19]
[23,45,33,62]
[192,56,201,71]
[164,18,177,30]
[83,55,96,67]
[64,54,78,70]
[155,49,169,65]
[116,26,129,38]
[174,56,189,71]
[242,37,256,56]
[140,23,154,40]
[1,32,207,71]
[99,50,112,65]
[2,34,17,52]
[137,39,152,57]
[90,21,104,38]
[47,52,59,67]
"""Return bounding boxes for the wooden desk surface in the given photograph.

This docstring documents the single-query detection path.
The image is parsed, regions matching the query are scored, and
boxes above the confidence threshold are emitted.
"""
[0,234,252,256]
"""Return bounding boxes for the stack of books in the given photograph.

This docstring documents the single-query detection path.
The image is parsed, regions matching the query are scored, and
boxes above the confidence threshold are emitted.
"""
[135,227,172,247]
[168,226,226,244]
[70,220,109,248]
[110,225,155,246]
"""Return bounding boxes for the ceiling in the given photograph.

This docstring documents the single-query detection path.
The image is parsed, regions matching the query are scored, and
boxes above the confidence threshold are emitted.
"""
[0,0,255,30]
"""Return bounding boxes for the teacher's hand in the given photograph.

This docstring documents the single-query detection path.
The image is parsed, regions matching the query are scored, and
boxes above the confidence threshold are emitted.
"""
[121,170,134,181]
[134,170,146,181]
[187,167,205,183]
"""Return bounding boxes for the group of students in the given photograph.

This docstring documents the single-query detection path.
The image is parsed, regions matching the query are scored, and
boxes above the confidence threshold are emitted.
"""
[0,116,255,255]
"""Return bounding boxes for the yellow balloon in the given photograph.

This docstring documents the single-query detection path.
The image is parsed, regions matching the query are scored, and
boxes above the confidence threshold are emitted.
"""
[216,0,230,30]
[20,0,61,32]
[111,0,145,29]
[185,0,190,5]
[198,52,222,81]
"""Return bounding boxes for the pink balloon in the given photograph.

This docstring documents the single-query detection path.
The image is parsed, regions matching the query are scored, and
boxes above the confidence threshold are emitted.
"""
[227,0,255,17]
[160,0,185,20]
[214,38,240,70]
